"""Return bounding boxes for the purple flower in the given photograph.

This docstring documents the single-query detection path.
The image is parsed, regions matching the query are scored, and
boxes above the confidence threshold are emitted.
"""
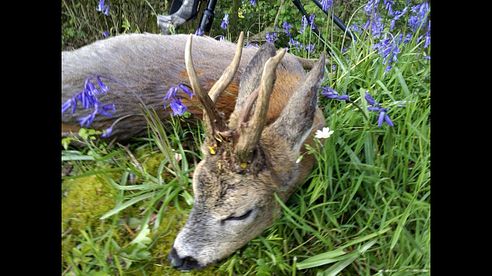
[321,86,350,102]
[300,15,308,34]
[266,32,277,44]
[96,76,109,94]
[309,14,317,30]
[97,0,110,16]
[363,13,384,38]
[289,38,303,50]
[321,0,333,12]
[424,21,430,48]
[282,21,292,36]
[62,99,74,113]
[103,5,110,16]
[364,0,380,15]
[305,44,315,53]
[250,0,256,6]
[377,108,393,127]
[220,14,229,30]
[101,127,113,138]
[102,31,109,38]
[373,35,400,71]
[408,2,430,32]
[178,83,194,98]
[364,91,394,127]
[403,33,412,44]
[164,86,178,101]
[164,83,194,116]
[78,112,96,128]
[169,98,187,116]
[97,0,105,12]
[365,91,377,106]
[383,0,394,15]
[349,24,361,34]
[98,103,116,118]
[390,7,408,31]
[195,28,204,36]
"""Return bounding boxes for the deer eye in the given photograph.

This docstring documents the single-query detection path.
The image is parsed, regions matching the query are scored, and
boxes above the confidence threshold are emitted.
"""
[223,209,253,222]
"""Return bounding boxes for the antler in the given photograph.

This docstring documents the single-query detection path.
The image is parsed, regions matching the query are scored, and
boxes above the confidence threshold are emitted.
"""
[236,48,287,162]
[185,32,244,144]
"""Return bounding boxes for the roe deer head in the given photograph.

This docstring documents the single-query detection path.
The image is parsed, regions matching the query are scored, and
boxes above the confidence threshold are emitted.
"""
[168,32,326,270]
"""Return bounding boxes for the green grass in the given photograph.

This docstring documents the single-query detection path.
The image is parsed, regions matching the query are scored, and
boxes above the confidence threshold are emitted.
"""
[62,0,430,275]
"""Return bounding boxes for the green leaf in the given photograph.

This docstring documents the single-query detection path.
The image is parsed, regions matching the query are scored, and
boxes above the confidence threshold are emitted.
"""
[296,248,347,270]
[317,240,377,276]
[100,192,154,220]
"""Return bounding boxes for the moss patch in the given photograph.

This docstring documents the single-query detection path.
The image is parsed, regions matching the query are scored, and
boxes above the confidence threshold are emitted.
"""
[62,175,118,263]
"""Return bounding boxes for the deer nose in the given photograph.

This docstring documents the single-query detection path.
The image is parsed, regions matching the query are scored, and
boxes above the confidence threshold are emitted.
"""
[168,247,201,271]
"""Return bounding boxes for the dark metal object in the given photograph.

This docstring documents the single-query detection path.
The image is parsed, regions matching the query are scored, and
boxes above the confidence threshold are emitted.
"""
[197,0,218,33]
[158,0,354,41]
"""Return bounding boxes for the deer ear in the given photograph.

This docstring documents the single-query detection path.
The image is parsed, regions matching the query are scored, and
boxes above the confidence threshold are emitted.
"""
[267,54,325,152]
[234,43,276,113]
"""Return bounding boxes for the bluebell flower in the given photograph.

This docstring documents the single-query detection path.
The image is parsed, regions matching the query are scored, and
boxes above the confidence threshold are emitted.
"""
[266,32,277,44]
[169,98,187,116]
[403,33,412,44]
[101,127,113,138]
[424,21,430,48]
[164,83,194,116]
[300,15,308,34]
[78,112,97,128]
[321,86,350,102]
[62,99,74,113]
[364,0,380,15]
[383,0,394,15]
[97,0,110,16]
[408,2,430,32]
[250,0,256,6]
[178,83,194,98]
[96,76,109,94]
[164,86,178,101]
[349,24,361,34]
[282,21,292,36]
[221,14,229,30]
[97,0,105,12]
[102,31,109,38]
[289,38,303,50]
[305,44,315,53]
[377,108,394,127]
[373,35,400,71]
[103,5,110,16]
[363,13,384,38]
[62,76,116,129]
[365,91,377,106]
[389,7,408,31]
[195,28,204,36]
[309,14,317,30]
[98,103,116,118]
[321,0,333,12]
[364,91,394,127]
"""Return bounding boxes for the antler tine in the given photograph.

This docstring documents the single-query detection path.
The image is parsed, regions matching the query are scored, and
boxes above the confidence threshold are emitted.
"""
[236,48,287,162]
[185,34,226,142]
[209,31,245,103]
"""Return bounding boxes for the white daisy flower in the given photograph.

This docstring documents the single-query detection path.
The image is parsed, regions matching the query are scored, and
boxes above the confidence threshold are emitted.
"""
[315,127,334,139]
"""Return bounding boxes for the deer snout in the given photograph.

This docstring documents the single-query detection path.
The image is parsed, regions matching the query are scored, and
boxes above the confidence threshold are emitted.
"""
[168,246,202,271]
